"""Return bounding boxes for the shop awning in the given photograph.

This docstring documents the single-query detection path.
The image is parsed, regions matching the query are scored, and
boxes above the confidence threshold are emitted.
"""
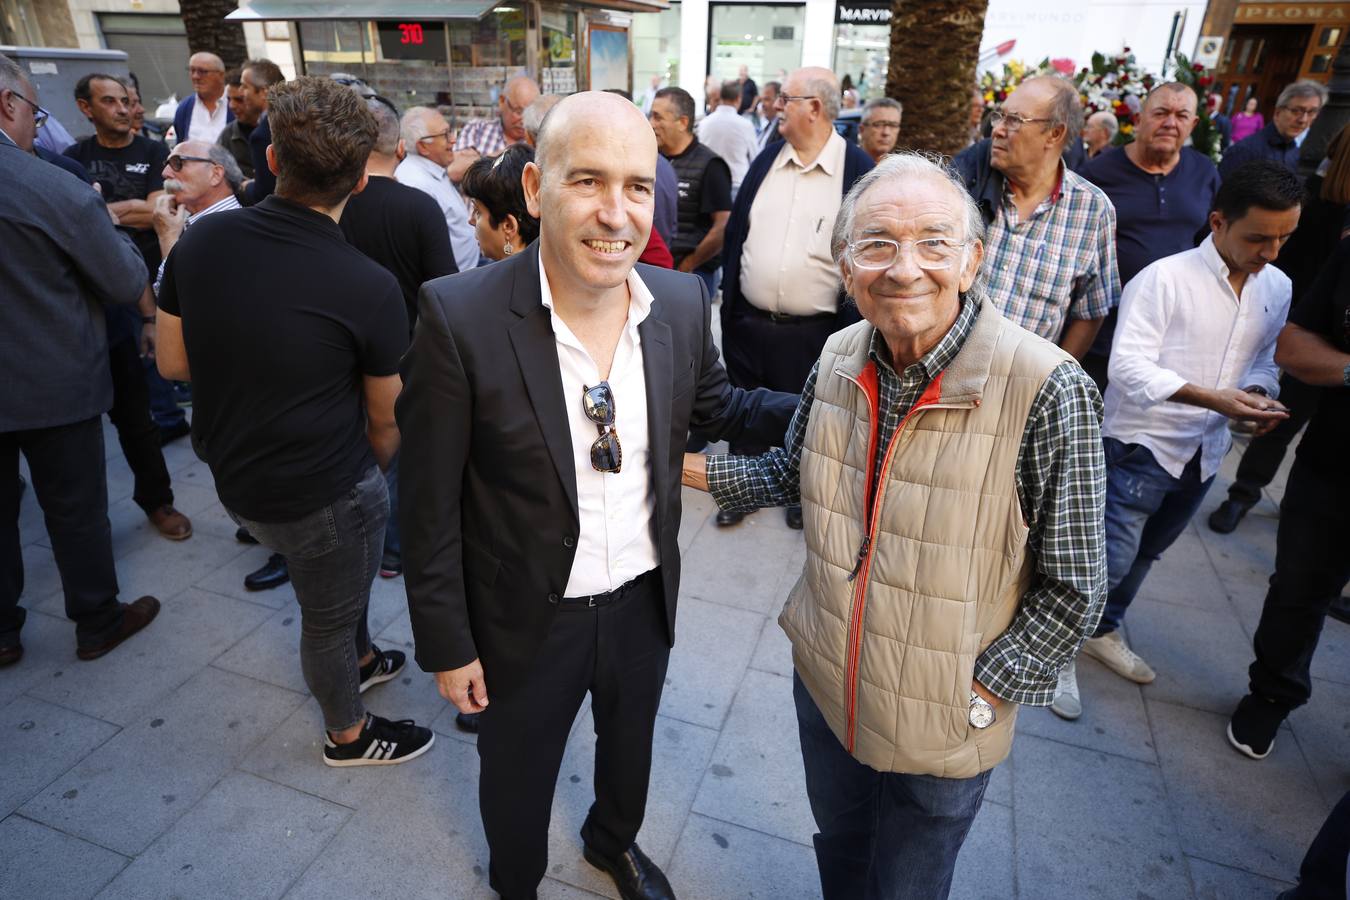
[226,0,668,20]
[226,0,499,21]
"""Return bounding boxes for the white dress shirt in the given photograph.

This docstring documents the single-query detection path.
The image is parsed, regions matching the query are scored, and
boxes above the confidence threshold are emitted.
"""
[395,153,480,272]
[738,131,847,316]
[539,260,660,597]
[696,104,759,196]
[1104,234,1290,480]
[188,94,230,143]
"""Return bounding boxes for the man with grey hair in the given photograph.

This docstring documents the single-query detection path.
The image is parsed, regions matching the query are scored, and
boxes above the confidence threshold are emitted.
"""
[396,105,479,272]
[522,92,562,146]
[152,140,243,282]
[953,75,1119,361]
[683,150,1106,900]
[858,96,902,163]
[1220,79,1327,178]
[1083,109,1118,157]
[717,65,874,529]
[173,52,231,144]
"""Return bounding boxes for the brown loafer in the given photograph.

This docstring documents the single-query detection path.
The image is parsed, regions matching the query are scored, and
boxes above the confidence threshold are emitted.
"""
[149,505,192,540]
[77,596,161,661]
[0,642,22,667]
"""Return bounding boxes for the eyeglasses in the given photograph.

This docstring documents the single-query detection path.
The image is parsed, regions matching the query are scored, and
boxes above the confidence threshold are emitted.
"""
[8,90,48,129]
[1279,104,1321,119]
[776,94,816,106]
[188,66,222,77]
[863,120,901,131]
[166,154,215,171]
[989,108,1054,133]
[582,382,622,473]
[501,97,527,116]
[847,237,967,271]
[417,129,451,143]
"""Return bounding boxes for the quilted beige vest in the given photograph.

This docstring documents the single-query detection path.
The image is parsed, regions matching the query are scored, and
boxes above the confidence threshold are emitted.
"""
[781,299,1072,778]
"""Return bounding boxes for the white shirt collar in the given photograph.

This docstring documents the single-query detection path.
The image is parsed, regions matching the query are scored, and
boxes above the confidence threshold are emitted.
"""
[1198,232,1271,296]
[538,251,654,333]
[186,193,242,225]
[405,152,448,182]
[774,129,846,176]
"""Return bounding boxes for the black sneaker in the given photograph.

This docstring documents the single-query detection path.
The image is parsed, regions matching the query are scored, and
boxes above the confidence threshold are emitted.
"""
[379,550,402,579]
[358,645,405,694]
[1227,693,1286,760]
[323,714,434,767]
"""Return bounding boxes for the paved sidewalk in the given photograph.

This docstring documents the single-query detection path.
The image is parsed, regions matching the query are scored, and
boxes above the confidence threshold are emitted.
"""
[3,422,1346,900]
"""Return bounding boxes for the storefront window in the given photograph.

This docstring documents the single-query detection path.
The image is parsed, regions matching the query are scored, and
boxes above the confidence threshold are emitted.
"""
[633,4,681,91]
[833,24,888,100]
[299,20,450,114]
[541,9,579,94]
[708,4,804,85]
[449,7,527,68]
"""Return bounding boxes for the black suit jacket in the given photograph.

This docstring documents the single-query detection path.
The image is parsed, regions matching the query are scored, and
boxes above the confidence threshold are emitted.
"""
[397,244,796,700]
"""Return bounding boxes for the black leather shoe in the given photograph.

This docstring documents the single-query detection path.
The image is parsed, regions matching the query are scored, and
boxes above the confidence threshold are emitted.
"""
[0,642,22,667]
[785,505,803,530]
[244,553,289,591]
[455,711,480,733]
[235,526,259,545]
[1208,498,1254,534]
[717,508,756,528]
[1329,595,1350,626]
[158,419,191,446]
[583,842,675,900]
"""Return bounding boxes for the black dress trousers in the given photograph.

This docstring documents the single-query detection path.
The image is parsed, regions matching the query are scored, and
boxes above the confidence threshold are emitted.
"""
[723,310,836,455]
[476,571,669,900]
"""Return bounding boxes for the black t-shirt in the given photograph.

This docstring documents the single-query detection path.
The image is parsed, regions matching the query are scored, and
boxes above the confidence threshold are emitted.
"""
[339,176,458,332]
[63,134,167,274]
[158,195,409,522]
[1287,237,1350,476]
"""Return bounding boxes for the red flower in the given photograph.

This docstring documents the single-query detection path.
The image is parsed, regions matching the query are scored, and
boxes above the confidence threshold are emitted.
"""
[1193,62,1204,71]
[1198,75,1214,87]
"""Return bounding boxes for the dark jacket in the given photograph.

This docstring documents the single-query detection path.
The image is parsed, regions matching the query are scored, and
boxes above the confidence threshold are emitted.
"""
[173,93,234,145]
[245,114,274,205]
[1219,122,1300,179]
[397,244,797,699]
[0,135,147,431]
[216,119,255,179]
[720,137,875,332]
[952,138,1088,227]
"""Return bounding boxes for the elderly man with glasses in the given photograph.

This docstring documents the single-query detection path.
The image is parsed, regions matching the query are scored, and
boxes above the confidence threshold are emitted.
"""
[716,65,875,530]
[1220,80,1328,179]
[448,74,540,184]
[396,105,480,272]
[953,76,1120,362]
[684,151,1106,900]
[173,52,232,144]
[858,96,902,164]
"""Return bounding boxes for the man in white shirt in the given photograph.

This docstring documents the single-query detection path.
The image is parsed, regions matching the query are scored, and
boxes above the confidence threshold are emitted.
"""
[697,79,758,196]
[397,91,794,900]
[395,106,479,272]
[1052,160,1302,720]
[172,53,231,144]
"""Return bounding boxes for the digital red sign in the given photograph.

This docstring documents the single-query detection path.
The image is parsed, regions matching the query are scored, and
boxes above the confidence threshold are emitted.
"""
[376,20,446,61]
[398,22,423,44]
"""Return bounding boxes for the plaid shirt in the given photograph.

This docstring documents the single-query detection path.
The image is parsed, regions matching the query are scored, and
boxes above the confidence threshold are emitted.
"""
[983,165,1120,341]
[707,298,1107,706]
[454,117,508,158]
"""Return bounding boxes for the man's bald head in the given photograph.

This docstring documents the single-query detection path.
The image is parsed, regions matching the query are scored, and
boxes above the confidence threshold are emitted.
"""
[778,66,841,149]
[534,90,657,180]
[188,51,226,102]
[499,75,541,141]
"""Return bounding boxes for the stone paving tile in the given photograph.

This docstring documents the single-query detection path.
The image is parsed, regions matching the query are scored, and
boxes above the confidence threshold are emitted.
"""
[0,610,73,708]
[661,596,764,729]
[193,543,300,611]
[950,799,1015,900]
[691,669,815,846]
[0,695,120,818]
[214,605,311,695]
[1289,676,1350,807]
[1017,657,1157,764]
[548,711,718,896]
[20,666,305,856]
[667,812,819,900]
[1188,856,1295,899]
[1131,525,1231,615]
[678,487,715,555]
[1148,699,1326,883]
[0,814,128,898]
[679,515,806,616]
[97,771,351,900]
[27,587,272,727]
[748,614,793,678]
[283,737,490,900]
[985,750,1013,808]
[1011,734,1191,899]
[1125,598,1257,716]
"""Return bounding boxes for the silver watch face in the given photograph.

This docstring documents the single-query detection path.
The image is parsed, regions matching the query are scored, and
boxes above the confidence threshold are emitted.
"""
[969,696,995,730]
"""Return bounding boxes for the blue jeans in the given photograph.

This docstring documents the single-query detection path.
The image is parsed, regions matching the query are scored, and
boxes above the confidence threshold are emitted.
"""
[793,673,991,900]
[228,464,386,732]
[1095,438,1214,637]
[695,267,720,300]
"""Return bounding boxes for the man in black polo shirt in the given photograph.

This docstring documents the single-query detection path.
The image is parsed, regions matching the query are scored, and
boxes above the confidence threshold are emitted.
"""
[339,94,458,580]
[648,86,733,298]
[64,73,192,542]
[156,76,434,768]
[1228,237,1350,761]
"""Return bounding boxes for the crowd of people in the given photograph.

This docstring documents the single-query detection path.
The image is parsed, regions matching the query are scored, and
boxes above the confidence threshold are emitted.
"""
[2,43,1348,900]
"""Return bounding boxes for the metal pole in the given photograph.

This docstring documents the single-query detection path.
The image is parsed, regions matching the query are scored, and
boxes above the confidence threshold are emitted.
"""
[1299,30,1350,176]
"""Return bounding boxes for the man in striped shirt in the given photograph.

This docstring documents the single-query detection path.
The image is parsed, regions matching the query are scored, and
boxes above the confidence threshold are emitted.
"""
[954,76,1120,359]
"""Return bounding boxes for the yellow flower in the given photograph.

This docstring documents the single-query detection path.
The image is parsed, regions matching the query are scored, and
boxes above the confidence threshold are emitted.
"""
[985,90,995,102]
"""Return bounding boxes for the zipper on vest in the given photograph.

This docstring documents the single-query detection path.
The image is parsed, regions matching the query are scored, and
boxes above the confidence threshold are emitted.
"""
[846,536,870,582]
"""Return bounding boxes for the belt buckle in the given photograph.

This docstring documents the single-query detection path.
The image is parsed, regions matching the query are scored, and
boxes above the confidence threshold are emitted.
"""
[588,594,598,608]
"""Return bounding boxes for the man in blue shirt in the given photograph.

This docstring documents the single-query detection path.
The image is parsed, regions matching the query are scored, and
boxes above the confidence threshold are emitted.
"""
[1219,80,1326,178]
[1078,82,1221,395]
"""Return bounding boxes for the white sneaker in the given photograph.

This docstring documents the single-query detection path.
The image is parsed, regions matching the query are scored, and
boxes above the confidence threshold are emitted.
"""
[1082,631,1156,684]
[1050,660,1082,720]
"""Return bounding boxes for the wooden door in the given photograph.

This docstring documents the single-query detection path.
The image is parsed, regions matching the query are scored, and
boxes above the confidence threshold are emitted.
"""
[1214,24,1313,117]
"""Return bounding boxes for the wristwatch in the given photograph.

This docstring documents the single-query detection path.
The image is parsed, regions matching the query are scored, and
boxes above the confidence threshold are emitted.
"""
[969,691,996,729]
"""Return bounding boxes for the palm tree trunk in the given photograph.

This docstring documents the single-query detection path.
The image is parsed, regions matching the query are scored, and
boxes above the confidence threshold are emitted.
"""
[178,0,250,71]
[886,0,990,157]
